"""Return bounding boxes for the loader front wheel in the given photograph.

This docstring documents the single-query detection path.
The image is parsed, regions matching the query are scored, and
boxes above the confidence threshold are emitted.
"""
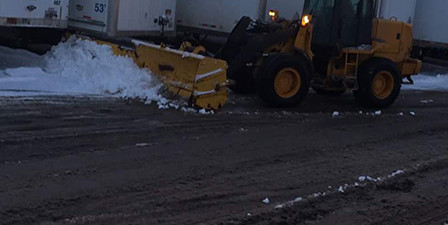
[256,54,310,107]
[354,59,401,108]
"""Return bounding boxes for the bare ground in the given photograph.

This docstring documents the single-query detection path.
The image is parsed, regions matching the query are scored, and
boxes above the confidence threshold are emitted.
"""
[0,90,448,225]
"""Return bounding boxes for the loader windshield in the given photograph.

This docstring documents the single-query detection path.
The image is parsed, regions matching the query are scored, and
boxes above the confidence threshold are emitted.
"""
[304,0,373,48]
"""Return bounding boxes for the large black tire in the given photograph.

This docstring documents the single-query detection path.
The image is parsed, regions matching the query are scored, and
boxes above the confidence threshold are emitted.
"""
[255,54,310,107]
[354,58,401,108]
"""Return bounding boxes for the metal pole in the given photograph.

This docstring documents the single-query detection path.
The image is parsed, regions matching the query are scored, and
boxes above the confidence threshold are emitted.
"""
[259,0,268,21]
[375,0,382,18]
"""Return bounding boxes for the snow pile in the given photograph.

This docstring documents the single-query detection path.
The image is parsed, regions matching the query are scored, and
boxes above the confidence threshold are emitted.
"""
[0,37,169,106]
[44,37,166,103]
[403,74,448,91]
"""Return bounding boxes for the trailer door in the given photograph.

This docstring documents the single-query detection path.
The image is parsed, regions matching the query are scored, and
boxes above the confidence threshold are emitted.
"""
[116,0,176,32]
[68,0,109,33]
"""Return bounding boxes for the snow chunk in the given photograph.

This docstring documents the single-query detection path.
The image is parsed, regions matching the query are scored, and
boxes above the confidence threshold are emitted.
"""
[409,112,416,116]
[136,143,152,147]
[262,198,270,204]
[374,110,382,116]
[390,170,405,177]
[420,99,434,104]
[359,176,379,182]
[274,204,283,209]
[239,128,248,132]
[332,111,340,117]
[312,192,325,197]
[338,186,345,193]
[294,197,303,202]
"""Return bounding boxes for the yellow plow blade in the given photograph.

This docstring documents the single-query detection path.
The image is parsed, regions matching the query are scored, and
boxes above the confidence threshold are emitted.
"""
[97,39,228,110]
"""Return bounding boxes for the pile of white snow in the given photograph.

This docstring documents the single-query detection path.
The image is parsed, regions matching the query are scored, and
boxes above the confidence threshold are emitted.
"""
[0,37,169,105]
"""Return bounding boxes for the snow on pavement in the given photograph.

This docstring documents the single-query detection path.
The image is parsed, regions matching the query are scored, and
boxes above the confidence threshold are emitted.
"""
[0,67,88,96]
[272,169,407,210]
[402,74,448,91]
[0,45,44,70]
[0,37,169,106]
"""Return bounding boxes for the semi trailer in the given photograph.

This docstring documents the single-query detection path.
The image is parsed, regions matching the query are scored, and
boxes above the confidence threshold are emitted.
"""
[376,0,417,24]
[376,0,448,60]
[0,0,69,28]
[0,0,69,51]
[413,0,448,60]
[68,0,176,37]
[176,0,305,36]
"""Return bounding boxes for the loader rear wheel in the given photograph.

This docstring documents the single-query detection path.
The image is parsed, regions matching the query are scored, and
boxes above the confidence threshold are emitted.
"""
[354,59,401,108]
[256,54,310,107]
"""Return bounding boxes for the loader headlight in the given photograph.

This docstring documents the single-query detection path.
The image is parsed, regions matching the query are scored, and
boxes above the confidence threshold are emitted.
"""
[301,15,312,27]
[269,10,279,22]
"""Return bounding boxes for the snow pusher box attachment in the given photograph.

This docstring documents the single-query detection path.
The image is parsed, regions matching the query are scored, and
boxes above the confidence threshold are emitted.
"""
[95,38,228,110]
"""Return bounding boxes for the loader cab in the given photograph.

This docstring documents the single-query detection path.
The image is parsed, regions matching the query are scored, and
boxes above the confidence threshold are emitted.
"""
[304,0,374,48]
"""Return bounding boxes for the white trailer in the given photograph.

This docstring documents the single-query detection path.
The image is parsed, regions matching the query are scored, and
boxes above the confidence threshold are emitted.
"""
[376,0,448,59]
[376,0,417,24]
[68,0,176,37]
[0,0,69,28]
[0,0,69,53]
[413,0,448,53]
[176,0,305,35]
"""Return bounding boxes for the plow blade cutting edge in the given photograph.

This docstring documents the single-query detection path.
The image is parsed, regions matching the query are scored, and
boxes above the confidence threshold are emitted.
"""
[98,39,228,110]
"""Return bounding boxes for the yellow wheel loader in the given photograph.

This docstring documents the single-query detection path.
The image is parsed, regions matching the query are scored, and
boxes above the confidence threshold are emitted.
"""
[97,0,421,110]
[216,0,421,108]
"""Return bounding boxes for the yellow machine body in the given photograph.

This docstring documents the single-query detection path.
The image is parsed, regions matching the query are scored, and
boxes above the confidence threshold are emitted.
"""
[82,14,421,110]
